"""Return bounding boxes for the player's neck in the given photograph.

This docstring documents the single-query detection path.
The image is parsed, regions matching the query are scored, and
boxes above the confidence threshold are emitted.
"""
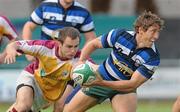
[59,0,73,9]
[59,47,69,61]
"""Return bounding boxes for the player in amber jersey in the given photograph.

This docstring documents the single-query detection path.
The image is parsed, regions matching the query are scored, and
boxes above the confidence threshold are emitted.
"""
[4,27,92,112]
[0,15,18,63]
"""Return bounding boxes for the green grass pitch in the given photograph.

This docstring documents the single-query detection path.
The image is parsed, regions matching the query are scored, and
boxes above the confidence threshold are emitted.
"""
[0,100,174,112]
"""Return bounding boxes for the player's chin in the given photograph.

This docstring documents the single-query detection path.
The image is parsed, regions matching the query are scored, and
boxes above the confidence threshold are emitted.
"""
[65,0,73,4]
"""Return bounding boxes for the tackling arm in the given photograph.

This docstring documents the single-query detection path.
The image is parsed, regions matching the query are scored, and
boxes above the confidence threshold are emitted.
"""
[90,70,148,92]
[79,37,102,63]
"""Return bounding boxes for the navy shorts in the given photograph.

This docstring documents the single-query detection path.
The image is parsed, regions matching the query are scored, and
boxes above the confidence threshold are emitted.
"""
[65,84,81,104]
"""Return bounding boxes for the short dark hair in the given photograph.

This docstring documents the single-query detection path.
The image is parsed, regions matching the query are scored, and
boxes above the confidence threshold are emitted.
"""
[134,11,164,32]
[52,27,81,43]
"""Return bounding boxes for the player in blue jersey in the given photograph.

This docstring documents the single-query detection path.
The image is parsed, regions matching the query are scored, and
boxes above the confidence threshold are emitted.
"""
[63,11,164,112]
[22,0,96,112]
[22,0,96,61]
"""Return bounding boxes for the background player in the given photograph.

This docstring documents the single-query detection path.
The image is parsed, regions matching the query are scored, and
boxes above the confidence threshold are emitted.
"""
[0,15,18,63]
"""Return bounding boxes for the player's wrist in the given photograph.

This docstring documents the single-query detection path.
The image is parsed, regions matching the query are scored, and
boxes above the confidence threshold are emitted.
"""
[79,59,86,63]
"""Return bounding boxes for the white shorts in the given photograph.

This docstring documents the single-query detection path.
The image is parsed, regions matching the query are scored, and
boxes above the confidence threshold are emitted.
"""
[16,70,50,112]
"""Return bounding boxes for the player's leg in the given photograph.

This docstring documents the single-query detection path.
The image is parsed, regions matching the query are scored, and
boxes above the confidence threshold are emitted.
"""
[64,84,81,104]
[64,61,98,105]
[63,89,98,112]
[172,96,180,112]
[7,70,35,112]
[8,85,34,112]
[111,93,137,112]
[53,84,74,112]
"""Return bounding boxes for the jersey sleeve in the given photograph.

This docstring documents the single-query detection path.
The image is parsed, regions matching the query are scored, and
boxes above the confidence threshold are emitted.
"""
[16,40,56,57]
[136,56,160,79]
[80,12,95,33]
[100,29,125,48]
[30,3,44,25]
[0,16,18,40]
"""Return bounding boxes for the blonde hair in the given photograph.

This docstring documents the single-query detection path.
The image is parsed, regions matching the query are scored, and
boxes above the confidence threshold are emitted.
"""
[134,11,164,32]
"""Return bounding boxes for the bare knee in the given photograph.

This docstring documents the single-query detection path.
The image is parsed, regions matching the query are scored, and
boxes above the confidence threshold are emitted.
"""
[15,102,32,111]
[13,86,34,111]
[8,102,31,112]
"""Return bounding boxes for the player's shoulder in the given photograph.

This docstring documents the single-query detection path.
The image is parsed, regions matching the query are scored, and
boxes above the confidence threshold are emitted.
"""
[73,1,89,12]
[111,28,135,39]
[126,30,135,36]
[74,1,85,8]
[43,0,58,3]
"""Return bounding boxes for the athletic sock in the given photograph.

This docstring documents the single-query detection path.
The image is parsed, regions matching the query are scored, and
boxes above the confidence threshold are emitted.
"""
[11,107,18,112]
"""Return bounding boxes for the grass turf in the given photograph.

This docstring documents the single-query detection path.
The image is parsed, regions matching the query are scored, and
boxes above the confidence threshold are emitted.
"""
[0,100,174,112]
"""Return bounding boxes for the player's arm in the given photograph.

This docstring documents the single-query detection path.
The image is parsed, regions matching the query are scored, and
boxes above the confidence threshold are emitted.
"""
[81,10,96,45]
[84,31,96,45]
[22,21,38,61]
[90,71,148,92]
[22,21,37,40]
[4,41,21,64]
[4,40,47,64]
[79,37,102,63]
[86,56,159,92]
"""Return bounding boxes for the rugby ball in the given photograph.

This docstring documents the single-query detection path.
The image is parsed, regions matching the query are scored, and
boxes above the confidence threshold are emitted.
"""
[72,63,96,85]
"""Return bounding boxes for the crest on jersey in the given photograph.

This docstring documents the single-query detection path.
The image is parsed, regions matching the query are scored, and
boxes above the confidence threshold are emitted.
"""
[134,59,141,67]
[40,69,46,77]
[50,16,56,21]
[49,16,57,24]
[71,19,78,26]
[62,70,69,77]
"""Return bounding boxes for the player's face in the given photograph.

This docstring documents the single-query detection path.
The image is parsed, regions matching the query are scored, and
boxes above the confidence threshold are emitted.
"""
[60,36,79,59]
[139,24,160,47]
[62,0,74,4]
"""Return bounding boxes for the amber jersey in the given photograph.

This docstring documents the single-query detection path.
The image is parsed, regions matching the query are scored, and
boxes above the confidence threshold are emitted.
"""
[16,40,79,101]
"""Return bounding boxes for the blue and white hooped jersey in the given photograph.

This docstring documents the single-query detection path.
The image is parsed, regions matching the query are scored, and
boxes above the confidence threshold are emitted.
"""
[30,0,95,40]
[98,29,160,81]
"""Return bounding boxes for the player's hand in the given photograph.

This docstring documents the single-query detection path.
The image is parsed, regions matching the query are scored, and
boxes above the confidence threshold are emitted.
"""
[83,72,103,87]
[70,60,86,79]
[72,60,85,70]
[4,48,21,64]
